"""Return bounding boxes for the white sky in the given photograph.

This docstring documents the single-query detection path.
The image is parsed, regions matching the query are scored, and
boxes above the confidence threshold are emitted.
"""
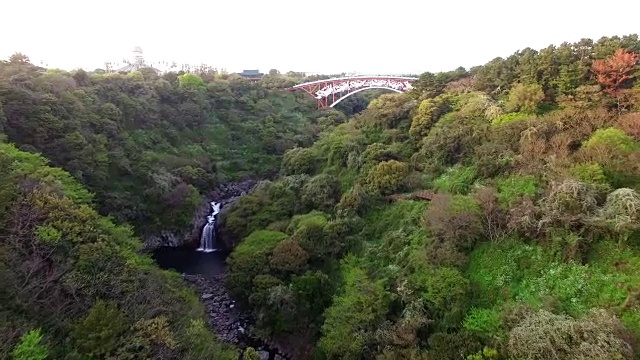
[2,0,639,75]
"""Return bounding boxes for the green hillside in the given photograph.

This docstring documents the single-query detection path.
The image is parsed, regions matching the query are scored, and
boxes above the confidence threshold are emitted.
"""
[221,34,640,359]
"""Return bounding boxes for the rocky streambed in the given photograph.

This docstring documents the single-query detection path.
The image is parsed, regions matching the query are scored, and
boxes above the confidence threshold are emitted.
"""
[183,273,289,360]
[151,179,290,359]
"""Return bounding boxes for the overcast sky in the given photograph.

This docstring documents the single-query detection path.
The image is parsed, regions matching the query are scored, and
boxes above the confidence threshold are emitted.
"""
[2,0,639,75]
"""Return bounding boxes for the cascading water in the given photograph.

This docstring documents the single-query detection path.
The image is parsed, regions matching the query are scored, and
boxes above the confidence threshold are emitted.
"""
[197,201,221,253]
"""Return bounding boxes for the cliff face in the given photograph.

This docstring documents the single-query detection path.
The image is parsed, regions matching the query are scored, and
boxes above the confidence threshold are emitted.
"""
[144,180,259,250]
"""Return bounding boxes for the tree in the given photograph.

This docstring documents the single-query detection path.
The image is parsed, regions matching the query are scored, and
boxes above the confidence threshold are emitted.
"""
[11,329,48,360]
[592,48,639,110]
[178,73,205,89]
[9,53,30,64]
[505,83,545,113]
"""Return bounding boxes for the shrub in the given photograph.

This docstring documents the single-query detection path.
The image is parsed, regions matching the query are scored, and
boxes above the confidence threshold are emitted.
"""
[416,113,489,172]
[508,309,634,360]
[286,211,328,234]
[281,147,317,175]
[337,184,371,216]
[433,165,478,194]
[409,96,451,140]
[472,142,515,178]
[11,329,48,360]
[496,175,538,208]
[614,112,640,140]
[584,127,640,153]
[319,265,391,360]
[598,188,640,242]
[426,332,483,360]
[505,83,545,113]
[491,112,532,126]
[269,238,309,273]
[421,267,470,329]
[227,230,288,300]
[463,308,502,335]
[424,194,482,252]
[570,162,611,195]
[474,186,510,242]
[359,143,403,170]
[301,174,341,212]
[244,347,260,360]
[365,160,410,195]
[69,300,129,357]
[539,180,598,219]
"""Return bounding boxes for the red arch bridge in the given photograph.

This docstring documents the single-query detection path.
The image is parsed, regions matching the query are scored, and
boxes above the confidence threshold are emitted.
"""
[289,76,418,109]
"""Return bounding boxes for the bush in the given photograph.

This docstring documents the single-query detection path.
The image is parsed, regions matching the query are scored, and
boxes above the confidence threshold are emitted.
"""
[359,143,403,170]
[614,112,640,140]
[337,184,371,216]
[496,175,538,208]
[463,308,502,336]
[538,180,598,229]
[570,162,611,195]
[433,165,478,194]
[491,111,533,126]
[244,347,260,360]
[319,265,391,360]
[281,147,317,175]
[11,329,48,360]
[598,188,640,241]
[301,174,341,212]
[426,332,483,360]
[365,160,410,195]
[505,83,545,113]
[227,230,288,301]
[69,300,129,357]
[508,309,634,360]
[409,96,451,140]
[584,127,640,153]
[424,194,482,252]
[269,238,309,273]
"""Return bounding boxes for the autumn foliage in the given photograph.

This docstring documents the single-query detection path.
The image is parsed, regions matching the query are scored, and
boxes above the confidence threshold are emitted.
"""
[592,49,639,96]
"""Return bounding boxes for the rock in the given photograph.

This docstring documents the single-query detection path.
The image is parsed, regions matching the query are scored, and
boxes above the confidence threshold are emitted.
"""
[144,180,259,249]
[202,293,214,300]
[275,355,285,360]
[259,350,270,360]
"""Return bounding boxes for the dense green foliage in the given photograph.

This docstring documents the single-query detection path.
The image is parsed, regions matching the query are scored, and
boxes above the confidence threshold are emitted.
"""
[220,34,640,359]
[0,57,335,237]
[4,34,640,359]
[0,142,237,359]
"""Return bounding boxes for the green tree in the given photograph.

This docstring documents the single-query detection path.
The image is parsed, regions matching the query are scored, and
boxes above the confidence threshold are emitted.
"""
[505,83,545,113]
[319,265,391,359]
[69,301,129,357]
[11,329,48,360]
[178,73,205,88]
[365,160,409,195]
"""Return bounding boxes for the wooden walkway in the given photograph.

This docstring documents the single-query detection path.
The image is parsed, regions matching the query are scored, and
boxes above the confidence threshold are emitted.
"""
[386,190,434,202]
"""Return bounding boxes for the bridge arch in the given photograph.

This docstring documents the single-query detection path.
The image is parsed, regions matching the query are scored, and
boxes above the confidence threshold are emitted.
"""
[289,75,418,108]
[330,86,402,107]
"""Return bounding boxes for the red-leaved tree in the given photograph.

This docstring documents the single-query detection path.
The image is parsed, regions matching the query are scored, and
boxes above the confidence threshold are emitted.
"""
[592,49,639,111]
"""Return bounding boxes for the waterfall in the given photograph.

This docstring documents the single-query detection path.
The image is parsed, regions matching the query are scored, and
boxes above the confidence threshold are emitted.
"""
[197,201,221,253]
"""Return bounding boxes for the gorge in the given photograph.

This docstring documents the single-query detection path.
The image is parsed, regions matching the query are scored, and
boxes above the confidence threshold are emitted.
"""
[2,33,640,360]
[152,180,290,359]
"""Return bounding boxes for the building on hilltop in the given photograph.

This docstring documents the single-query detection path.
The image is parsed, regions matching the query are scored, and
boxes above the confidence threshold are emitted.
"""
[236,69,264,80]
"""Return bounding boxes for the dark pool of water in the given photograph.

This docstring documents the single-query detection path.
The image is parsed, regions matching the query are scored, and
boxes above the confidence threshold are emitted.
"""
[152,247,229,277]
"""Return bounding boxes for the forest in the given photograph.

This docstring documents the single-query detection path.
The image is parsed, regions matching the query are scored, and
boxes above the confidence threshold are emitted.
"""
[1,33,640,359]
